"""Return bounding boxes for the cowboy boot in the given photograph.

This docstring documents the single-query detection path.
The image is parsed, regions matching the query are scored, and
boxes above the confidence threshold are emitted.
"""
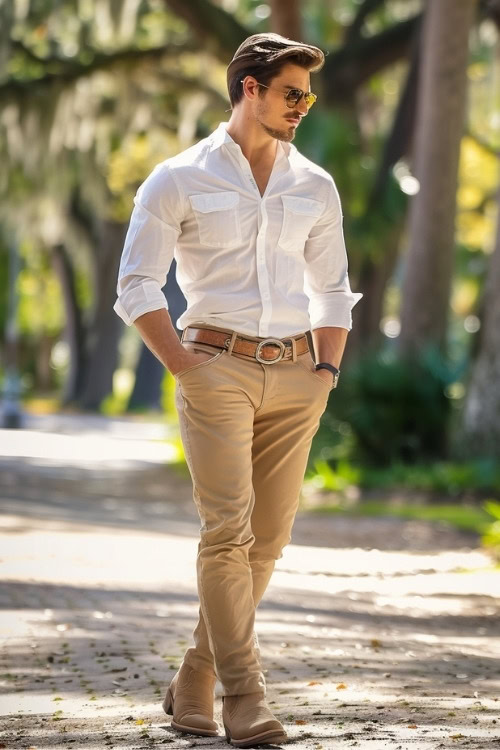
[222,692,287,748]
[162,661,219,736]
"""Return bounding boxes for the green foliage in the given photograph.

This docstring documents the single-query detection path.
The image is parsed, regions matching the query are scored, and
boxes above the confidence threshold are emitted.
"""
[160,369,179,425]
[481,501,500,560]
[0,240,8,335]
[306,457,500,496]
[307,498,491,536]
[10,239,64,339]
[324,346,461,465]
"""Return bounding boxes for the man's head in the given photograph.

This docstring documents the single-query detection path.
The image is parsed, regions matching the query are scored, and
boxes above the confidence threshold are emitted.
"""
[226,33,325,142]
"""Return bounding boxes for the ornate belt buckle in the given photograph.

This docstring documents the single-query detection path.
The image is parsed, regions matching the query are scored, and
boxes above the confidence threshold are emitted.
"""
[255,338,286,364]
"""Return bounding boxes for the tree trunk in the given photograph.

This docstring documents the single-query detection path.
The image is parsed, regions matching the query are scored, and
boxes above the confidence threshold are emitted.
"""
[346,222,403,359]
[398,0,478,355]
[343,26,421,361]
[270,0,302,40]
[52,243,86,404]
[79,219,127,410]
[461,186,500,458]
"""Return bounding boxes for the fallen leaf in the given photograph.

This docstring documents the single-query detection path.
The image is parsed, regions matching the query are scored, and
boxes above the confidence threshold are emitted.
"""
[307,681,321,686]
[407,724,417,729]
[135,719,145,725]
[295,719,307,725]
[370,639,382,648]
[336,683,347,690]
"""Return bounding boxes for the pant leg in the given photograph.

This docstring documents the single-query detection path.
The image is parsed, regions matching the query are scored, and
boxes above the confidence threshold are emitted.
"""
[180,346,331,682]
[174,342,266,696]
[249,348,332,574]
[182,518,270,679]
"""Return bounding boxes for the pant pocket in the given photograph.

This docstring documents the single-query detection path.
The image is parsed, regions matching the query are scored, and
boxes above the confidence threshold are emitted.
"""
[175,341,225,379]
[296,354,335,392]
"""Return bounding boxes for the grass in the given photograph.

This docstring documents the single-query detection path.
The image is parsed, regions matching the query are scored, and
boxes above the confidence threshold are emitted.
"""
[307,499,491,535]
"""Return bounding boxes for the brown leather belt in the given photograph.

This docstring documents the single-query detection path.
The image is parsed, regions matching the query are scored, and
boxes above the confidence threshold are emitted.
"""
[182,326,310,364]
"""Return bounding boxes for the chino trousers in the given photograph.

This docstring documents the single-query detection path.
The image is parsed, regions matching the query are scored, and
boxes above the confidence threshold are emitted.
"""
[173,323,334,697]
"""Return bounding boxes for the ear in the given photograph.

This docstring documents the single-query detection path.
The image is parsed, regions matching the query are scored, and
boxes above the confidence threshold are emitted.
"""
[241,76,261,101]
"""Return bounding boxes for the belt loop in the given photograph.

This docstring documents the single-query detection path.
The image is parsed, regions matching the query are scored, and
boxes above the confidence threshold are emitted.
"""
[226,330,238,356]
[291,336,297,362]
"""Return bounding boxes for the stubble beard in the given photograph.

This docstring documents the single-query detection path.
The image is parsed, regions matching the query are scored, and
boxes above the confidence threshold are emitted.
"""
[260,121,295,142]
[255,104,296,143]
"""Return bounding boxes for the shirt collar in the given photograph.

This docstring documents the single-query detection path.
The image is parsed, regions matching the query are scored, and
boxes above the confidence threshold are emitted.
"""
[209,121,292,160]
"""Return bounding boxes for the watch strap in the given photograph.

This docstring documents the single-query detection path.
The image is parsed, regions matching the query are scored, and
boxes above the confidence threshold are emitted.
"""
[315,362,340,388]
[315,362,339,375]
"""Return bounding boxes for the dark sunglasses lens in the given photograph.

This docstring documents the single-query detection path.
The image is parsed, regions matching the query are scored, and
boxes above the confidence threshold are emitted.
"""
[285,90,302,107]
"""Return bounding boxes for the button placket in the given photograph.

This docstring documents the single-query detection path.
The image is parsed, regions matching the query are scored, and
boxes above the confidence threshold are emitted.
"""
[231,143,284,339]
[256,197,272,336]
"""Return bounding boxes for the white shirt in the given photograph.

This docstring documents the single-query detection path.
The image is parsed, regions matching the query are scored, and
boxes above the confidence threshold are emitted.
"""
[113,121,362,338]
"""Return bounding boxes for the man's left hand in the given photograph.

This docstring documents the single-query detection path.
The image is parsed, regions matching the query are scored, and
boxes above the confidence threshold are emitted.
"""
[315,368,333,388]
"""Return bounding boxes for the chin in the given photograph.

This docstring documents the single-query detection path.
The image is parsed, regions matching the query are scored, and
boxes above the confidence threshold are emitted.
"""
[261,122,295,142]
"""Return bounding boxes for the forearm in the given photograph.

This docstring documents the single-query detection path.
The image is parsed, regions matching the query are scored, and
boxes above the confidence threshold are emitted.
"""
[311,326,348,369]
[133,308,186,372]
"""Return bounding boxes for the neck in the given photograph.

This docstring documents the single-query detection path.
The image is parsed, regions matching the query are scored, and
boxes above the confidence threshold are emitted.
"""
[225,109,278,166]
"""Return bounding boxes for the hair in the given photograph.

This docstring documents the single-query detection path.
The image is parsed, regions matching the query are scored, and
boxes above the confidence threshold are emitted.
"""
[226,32,325,109]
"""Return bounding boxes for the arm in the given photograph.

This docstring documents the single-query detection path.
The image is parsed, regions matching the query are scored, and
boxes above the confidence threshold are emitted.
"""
[113,163,212,375]
[304,178,363,386]
[133,308,213,375]
[311,326,348,371]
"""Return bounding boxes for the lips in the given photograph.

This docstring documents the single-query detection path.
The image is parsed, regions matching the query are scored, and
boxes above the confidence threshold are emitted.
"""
[286,117,300,125]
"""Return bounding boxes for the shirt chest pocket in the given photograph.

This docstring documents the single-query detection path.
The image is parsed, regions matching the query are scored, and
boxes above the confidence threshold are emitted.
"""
[278,195,324,253]
[189,191,241,248]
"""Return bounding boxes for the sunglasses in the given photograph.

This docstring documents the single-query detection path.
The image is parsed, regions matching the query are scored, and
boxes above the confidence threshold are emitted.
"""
[240,80,318,110]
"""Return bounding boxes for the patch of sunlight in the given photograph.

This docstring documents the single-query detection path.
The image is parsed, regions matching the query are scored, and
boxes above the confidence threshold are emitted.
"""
[0,428,177,466]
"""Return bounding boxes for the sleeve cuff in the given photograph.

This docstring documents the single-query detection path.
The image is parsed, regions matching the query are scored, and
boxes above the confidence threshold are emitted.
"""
[309,291,363,331]
[113,297,169,327]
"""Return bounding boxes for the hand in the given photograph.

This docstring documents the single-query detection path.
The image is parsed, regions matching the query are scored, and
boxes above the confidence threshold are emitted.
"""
[315,367,333,388]
[170,349,217,377]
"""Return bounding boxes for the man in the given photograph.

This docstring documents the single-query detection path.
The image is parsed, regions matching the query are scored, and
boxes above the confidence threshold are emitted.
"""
[114,32,362,749]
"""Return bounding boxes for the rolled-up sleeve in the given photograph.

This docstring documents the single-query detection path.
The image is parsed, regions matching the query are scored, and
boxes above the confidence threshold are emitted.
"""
[113,163,183,326]
[303,178,362,331]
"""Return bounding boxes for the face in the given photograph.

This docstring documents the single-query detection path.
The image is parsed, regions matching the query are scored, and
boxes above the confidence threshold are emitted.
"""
[250,63,312,143]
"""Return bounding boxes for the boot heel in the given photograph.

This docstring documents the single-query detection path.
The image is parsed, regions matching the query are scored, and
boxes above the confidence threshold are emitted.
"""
[223,723,231,744]
[162,686,174,715]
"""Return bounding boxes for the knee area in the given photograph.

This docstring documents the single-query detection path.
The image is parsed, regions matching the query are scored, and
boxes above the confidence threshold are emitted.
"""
[199,528,255,554]
[249,533,291,562]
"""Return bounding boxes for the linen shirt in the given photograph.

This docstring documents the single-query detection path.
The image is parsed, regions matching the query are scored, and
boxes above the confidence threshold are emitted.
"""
[113,121,362,338]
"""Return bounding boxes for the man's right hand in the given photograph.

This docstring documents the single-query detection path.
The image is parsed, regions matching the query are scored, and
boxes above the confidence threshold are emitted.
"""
[169,349,217,377]
[133,309,219,378]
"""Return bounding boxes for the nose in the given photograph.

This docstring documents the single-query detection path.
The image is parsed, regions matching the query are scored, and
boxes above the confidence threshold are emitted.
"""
[296,95,308,115]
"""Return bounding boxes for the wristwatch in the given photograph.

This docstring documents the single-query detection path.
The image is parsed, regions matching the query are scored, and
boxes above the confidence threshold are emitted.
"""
[315,362,340,388]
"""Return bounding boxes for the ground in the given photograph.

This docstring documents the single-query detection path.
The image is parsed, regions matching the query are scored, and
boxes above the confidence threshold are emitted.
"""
[0,413,498,749]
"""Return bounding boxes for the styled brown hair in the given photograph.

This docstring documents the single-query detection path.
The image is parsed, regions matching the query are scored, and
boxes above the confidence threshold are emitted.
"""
[227,32,325,109]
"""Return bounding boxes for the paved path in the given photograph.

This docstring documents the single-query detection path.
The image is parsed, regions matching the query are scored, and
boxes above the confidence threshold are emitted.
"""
[0,414,499,749]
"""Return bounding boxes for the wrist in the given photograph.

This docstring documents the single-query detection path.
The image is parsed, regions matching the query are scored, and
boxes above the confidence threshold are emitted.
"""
[315,361,340,388]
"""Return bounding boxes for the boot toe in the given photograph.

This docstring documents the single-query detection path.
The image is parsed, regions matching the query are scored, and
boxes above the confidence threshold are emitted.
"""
[179,712,219,732]
[233,721,285,742]
[222,694,287,746]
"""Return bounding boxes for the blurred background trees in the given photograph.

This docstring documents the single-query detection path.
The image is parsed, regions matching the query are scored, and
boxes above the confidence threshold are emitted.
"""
[1,0,499,485]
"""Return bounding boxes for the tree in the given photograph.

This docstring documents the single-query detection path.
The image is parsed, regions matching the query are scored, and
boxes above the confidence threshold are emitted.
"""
[462,185,500,458]
[270,0,302,40]
[398,0,479,355]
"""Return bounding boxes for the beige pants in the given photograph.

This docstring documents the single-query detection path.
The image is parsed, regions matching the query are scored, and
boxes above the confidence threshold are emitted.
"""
[173,324,334,697]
